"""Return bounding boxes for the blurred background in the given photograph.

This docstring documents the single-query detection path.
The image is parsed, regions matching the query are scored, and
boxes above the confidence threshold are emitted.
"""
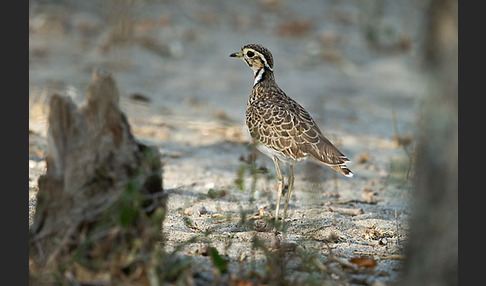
[29,0,425,135]
[30,0,456,284]
[29,0,425,190]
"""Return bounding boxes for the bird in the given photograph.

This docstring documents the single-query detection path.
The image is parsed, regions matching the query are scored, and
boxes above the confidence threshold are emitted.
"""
[230,44,353,224]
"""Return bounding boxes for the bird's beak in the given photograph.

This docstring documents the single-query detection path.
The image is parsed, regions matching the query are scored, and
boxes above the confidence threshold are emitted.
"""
[230,52,243,58]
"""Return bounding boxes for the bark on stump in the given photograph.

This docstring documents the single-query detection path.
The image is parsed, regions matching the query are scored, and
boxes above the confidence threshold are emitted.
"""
[29,70,166,285]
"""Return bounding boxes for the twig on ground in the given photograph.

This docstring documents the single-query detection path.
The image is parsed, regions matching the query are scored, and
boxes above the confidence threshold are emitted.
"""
[392,110,414,185]
[142,191,168,212]
[395,209,400,247]
[34,239,45,261]
[352,251,406,260]
[326,245,353,268]
[327,206,363,216]
[45,224,79,270]
[324,199,377,205]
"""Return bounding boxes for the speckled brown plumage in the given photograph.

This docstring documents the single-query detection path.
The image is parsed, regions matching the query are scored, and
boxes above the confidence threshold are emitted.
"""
[231,44,353,223]
[246,83,352,173]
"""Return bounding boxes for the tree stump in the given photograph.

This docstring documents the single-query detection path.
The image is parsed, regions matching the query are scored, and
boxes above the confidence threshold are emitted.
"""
[29,70,166,285]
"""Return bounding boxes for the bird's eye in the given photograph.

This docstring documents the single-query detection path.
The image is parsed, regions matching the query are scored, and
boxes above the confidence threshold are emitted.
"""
[246,51,255,57]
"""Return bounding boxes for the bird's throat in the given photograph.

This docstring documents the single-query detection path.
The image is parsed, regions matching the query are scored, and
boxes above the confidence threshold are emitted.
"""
[253,68,264,86]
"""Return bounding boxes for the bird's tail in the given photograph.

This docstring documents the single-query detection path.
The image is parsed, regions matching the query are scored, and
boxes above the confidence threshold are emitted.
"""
[306,140,354,178]
[331,164,353,177]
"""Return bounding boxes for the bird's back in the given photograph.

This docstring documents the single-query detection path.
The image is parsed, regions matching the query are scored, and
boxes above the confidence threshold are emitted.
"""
[246,82,352,177]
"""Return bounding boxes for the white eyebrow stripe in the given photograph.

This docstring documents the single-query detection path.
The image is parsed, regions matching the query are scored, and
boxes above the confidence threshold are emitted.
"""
[253,50,273,72]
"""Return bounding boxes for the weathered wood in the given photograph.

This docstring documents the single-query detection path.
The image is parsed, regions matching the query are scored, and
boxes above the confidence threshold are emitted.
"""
[29,70,166,285]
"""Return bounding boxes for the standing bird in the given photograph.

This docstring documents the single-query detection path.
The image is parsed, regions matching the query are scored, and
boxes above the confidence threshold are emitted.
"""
[230,44,353,223]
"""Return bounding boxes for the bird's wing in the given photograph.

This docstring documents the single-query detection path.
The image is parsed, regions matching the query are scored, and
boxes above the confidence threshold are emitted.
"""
[246,94,350,166]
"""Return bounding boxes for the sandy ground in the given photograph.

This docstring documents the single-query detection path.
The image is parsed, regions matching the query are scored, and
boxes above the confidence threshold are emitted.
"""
[29,0,427,284]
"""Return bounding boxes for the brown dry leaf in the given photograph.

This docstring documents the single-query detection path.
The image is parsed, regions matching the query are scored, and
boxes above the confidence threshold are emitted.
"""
[89,227,121,258]
[212,109,232,122]
[230,278,257,286]
[131,124,170,140]
[195,245,211,256]
[253,219,269,232]
[136,36,170,57]
[364,224,395,240]
[356,152,370,164]
[393,133,412,148]
[35,149,46,157]
[71,262,111,283]
[166,151,186,159]
[135,14,171,33]
[362,187,377,203]
[348,256,378,269]
[320,48,342,63]
[241,270,265,284]
[184,207,195,216]
[258,0,283,11]
[275,19,312,37]
[129,93,151,103]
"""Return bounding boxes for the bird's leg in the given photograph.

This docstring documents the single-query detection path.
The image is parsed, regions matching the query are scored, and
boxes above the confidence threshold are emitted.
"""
[282,165,294,224]
[273,157,284,222]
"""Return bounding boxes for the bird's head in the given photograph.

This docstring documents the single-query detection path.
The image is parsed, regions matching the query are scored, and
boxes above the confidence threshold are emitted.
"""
[230,44,274,74]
